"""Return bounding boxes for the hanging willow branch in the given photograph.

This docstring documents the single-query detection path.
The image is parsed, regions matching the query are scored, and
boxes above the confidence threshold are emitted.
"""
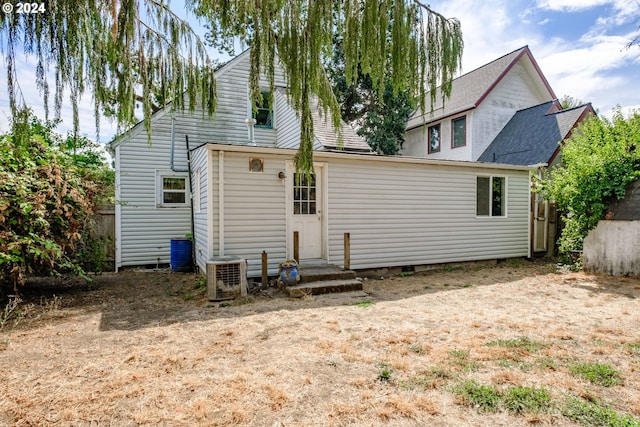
[192,0,462,173]
[0,0,217,145]
[1,0,462,174]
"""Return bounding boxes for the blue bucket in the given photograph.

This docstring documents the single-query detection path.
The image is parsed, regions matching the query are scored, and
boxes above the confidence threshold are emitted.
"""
[170,238,193,272]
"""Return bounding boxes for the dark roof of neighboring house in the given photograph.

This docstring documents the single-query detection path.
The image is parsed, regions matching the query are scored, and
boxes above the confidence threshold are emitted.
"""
[406,46,556,130]
[478,101,595,166]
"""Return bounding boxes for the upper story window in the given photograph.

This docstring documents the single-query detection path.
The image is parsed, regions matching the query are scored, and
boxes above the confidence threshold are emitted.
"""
[452,116,466,148]
[253,91,273,128]
[476,176,506,217]
[428,124,441,153]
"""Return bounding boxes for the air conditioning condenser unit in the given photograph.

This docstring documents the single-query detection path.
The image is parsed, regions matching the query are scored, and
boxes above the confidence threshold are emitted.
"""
[206,256,247,301]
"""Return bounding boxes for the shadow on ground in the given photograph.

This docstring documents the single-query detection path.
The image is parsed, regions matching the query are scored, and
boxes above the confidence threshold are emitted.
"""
[10,259,639,333]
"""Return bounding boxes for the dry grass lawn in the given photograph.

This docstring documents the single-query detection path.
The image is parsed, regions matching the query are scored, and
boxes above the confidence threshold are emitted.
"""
[1,259,639,426]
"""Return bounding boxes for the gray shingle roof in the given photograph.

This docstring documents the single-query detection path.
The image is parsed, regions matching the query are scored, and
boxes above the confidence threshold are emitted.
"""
[478,101,593,166]
[310,96,371,152]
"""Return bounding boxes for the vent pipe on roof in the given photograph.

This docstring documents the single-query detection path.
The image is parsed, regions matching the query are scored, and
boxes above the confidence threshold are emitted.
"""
[246,117,257,146]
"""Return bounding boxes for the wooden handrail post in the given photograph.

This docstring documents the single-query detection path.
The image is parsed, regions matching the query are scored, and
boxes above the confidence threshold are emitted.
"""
[261,251,268,289]
[293,231,299,262]
[344,232,351,270]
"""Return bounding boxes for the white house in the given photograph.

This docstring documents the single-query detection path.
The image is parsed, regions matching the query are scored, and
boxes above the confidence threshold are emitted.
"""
[109,49,534,276]
[404,46,559,162]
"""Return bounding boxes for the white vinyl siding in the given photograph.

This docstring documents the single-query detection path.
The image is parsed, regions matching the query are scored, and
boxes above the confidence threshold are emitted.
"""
[112,50,288,268]
[198,145,530,277]
[209,151,287,276]
[191,146,209,272]
[472,61,553,160]
[326,159,528,269]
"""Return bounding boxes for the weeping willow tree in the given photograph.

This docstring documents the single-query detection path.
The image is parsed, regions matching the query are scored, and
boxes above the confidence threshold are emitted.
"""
[1,0,462,173]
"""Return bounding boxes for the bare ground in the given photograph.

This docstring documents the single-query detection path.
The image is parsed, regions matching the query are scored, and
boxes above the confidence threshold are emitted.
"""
[0,259,639,426]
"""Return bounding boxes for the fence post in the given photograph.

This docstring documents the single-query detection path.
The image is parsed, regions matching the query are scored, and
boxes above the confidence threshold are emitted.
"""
[293,231,299,262]
[344,232,350,270]
[261,251,268,289]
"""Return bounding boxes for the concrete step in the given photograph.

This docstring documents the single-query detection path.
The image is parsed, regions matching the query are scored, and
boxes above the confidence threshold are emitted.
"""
[298,263,356,283]
[285,278,363,298]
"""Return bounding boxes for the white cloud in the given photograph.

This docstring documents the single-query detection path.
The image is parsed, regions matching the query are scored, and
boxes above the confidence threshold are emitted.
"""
[535,0,613,12]
[429,0,640,114]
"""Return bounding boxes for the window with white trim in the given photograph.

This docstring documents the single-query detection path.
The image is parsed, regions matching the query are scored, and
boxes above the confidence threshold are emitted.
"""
[476,176,506,217]
[156,171,189,208]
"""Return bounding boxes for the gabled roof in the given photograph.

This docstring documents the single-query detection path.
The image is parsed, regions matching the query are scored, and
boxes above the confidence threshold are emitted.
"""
[478,101,595,166]
[406,46,557,130]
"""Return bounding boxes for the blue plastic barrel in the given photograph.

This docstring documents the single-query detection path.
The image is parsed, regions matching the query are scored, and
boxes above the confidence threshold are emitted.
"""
[170,238,193,272]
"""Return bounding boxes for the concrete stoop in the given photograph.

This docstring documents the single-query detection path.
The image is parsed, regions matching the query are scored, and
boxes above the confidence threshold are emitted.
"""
[284,263,363,297]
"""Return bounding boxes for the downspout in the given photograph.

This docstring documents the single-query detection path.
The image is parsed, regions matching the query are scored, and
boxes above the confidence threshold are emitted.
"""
[169,112,195,271]
[185,135,196,272]
[170,112,188,173]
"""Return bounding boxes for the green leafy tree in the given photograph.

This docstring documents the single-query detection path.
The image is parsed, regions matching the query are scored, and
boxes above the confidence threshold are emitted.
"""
[559,95,585,110]
[2,0,462,173]
[541,109,640,253]
[327,35,413,155]
[0,111,112,294]
[356,83,413,155]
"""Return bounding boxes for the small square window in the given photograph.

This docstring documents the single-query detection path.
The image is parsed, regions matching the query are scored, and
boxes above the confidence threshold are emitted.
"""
[428,124,441,153]
[249,158,264,172]
[253,91,273,128]
[157,172,189,208]
[452,116,466,148]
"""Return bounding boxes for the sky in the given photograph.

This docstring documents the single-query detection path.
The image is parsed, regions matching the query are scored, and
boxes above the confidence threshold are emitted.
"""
[0,0,639,143]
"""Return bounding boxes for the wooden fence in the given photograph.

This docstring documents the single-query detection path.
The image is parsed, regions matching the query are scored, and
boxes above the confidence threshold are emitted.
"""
[93,205,115,271]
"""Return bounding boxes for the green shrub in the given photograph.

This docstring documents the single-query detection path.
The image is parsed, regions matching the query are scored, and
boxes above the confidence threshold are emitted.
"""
[540,111,640,253]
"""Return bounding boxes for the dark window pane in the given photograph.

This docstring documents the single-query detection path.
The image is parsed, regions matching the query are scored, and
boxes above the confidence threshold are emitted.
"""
[452,116,466,148]
[476,177,490,216]
[294,202,301,214]
[253,92,273,127]
[163,177,185,190]
[429,124,441,153]
[164,192,186,204]
[302,203,308,214]
[492,177,505,216]
[309,202,316,214]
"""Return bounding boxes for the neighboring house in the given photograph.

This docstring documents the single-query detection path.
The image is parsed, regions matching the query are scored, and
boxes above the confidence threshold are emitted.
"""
[109,49,535,276]
[401,46,594,255]
[402,46,557,161]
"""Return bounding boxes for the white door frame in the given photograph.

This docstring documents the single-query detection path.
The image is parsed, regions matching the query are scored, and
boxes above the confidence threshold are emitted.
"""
[285,161,329,262]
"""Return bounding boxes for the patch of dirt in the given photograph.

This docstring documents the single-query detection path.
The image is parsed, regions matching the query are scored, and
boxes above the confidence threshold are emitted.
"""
[1,260,639,426]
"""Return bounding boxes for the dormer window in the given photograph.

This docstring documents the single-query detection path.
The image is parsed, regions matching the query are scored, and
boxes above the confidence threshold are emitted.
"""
[253,91,273,128]
[452,116,466,148]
